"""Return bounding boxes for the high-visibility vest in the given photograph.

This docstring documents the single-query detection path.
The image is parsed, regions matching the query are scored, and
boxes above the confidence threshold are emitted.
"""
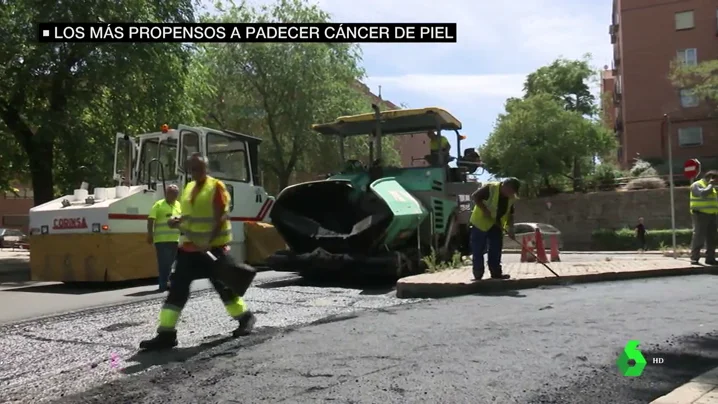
[469,182,515,231]
[178,176,232,247]
[430,136,450,152]
[150,199,181,243]
[689,179,718,214]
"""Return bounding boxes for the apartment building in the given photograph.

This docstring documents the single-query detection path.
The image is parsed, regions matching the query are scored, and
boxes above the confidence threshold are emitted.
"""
[607,0,718,170]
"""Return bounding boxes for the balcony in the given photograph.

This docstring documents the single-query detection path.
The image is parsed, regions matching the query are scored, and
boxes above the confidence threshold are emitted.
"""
[609,23,619,44]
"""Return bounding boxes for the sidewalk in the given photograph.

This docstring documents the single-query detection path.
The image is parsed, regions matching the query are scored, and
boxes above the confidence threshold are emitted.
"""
[396,258,712,298]
[651,366,718,403]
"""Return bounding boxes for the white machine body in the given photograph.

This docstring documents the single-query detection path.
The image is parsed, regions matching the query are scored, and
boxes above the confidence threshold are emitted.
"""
[29,124,274,264]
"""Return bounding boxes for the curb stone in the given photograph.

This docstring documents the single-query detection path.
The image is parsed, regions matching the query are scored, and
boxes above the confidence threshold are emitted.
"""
[395,266,718,299]
[651,366,718,403]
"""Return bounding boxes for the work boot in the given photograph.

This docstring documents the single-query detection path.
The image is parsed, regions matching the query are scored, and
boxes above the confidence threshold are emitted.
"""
[491,274,511,280]
[139,330,178,351]
[232,311,256,337]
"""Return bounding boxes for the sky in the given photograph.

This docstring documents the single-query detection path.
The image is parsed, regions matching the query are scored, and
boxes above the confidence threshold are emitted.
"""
[203,0,613,178]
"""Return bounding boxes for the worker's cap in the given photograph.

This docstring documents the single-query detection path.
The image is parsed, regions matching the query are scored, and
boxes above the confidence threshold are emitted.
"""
[502,177,521,195]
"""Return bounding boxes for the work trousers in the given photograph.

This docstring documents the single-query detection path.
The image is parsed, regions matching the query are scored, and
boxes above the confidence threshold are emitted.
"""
[154,241,178,289]
[165,247,241,311]
[470,225,503,279]
[691,212,717,262]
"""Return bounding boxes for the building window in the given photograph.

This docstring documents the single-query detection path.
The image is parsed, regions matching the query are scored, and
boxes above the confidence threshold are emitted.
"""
[675,10,695,30]
[677,48,698,65]
[678,127,703,147]
[680,89,699,108]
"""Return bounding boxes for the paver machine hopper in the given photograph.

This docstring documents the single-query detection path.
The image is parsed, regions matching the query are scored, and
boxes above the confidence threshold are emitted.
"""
[266,106,483,278]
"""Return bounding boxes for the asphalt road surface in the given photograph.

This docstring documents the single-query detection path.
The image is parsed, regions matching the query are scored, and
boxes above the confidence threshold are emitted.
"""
[2,274,717,404]
[0,274,416,403]
[0,270,298,324]
[0,251,658,324]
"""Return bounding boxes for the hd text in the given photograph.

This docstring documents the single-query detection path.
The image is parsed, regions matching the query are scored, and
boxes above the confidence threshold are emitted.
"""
[38,23,457,43]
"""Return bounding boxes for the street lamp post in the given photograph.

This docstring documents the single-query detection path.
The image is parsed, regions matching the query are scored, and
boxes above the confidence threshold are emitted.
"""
[665,113,677,258]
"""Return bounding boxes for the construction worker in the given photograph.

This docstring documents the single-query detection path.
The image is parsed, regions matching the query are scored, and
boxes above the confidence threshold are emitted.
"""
[425,130,451,166]
[147,184,181,292]
[469,178,520,280]
[139,153,256,351]
[689,170,718,265]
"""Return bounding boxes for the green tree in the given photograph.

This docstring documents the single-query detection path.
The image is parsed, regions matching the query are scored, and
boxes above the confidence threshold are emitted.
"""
[481,94,615,195]
[669,59,718,106]
[201,0,398,191]
[0,0,200,204]
[524,56,597,115]
[521,55,602,190]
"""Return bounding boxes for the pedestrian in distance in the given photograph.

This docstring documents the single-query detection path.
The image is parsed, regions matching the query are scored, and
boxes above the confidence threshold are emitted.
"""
[139,153,256,351]
[689,170,718,266]
[635,217,647,253]
[146,184,181,292]
[468,178,520,280]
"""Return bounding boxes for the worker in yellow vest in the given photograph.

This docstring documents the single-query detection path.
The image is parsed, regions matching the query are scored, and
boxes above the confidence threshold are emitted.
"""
[469,178,520,280]
[425,130,451,166]
[139,153,256,351]
[689,170,718,265]
[147,184,181,292]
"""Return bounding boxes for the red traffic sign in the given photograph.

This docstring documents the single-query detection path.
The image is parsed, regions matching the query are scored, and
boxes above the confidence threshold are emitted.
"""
[684,158,701,179]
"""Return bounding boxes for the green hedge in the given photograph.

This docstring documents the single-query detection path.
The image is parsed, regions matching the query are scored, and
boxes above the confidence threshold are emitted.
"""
[591,228,693,251]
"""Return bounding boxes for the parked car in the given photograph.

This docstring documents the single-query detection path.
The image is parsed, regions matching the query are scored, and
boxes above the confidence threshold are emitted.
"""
[504,222,563,250]
[0,228,28,248]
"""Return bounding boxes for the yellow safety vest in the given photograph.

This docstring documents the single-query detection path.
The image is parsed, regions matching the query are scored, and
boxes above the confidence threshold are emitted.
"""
[430,136,450,152]
[469,182,515,231]
[178,176,232,247]
[150,199,181,243]
[689,179,718,214]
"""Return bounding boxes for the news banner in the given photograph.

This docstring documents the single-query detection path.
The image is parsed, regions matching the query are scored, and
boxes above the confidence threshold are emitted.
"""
[38,22,457,43]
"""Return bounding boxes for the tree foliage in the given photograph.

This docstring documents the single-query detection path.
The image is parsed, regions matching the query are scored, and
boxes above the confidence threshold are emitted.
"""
[524,56,597,115]
[0,0,200,204]
[199,0,398,190]
[481,94,614,192]
[0,0,400,202]
[481,56,616,194]
[669,59,718,106]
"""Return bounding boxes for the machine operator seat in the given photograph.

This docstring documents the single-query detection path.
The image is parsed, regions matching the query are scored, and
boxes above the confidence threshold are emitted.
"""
[368,159,383,183]
[457,148,481,170]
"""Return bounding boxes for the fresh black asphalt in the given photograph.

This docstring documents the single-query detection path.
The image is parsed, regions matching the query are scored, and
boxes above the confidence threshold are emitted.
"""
[25,274,718,404]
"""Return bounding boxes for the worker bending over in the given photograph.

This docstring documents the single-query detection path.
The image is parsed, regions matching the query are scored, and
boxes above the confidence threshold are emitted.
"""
[425,130,450,166]
[146,184,181,292]
[469,178,520,280]
[139,153,256,351]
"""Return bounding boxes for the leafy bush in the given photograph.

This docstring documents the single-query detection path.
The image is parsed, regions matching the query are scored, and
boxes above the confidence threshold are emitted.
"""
[589,164,622,191]
[591,228,692,250]
[624,176,666,190]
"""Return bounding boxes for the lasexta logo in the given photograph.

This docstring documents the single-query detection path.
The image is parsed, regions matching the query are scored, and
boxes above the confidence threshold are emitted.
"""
[617,340,647,376]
